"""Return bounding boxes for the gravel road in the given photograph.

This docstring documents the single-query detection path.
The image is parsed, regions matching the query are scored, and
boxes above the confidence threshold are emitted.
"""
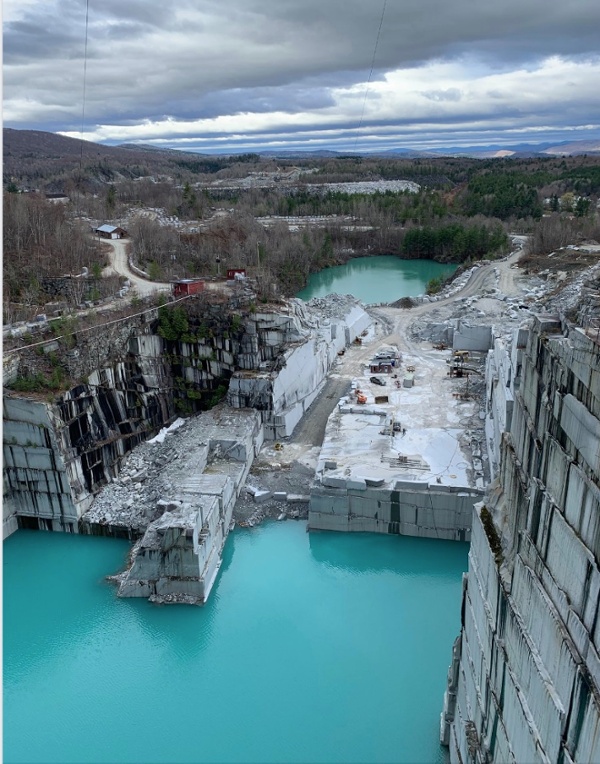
[102,238,171,297]
[289,377,352,447]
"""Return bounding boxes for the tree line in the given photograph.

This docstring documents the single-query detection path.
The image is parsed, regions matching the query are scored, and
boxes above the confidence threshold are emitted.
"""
[4,150,600,311]
[3,193,104,315]
[402,221,508,261]
[129,208,510,295]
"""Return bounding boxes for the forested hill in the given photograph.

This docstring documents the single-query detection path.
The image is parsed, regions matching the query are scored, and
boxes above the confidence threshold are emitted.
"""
[3,129,249,192]
[5,127,600,198]
[4,129,200,192]
[2,127,362,190]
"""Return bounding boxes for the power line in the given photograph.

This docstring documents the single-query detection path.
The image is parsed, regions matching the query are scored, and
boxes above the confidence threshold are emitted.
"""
[354,0,388,152]
[79,0,90,179]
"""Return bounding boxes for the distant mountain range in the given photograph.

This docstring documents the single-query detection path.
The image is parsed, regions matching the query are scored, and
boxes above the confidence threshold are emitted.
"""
[5,128,600,164]
[415,140,600,158]
[4,128,600,194]
[258,140,600,159]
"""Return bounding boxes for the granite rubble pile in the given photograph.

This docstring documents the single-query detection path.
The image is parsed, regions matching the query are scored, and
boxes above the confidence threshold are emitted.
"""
[83,405,263,604]
[308,180,420,195]
[83,416,208,533]
[233,458,313,526]
[304,293,370,321]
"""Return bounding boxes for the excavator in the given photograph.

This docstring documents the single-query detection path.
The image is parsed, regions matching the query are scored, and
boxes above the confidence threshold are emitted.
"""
[356,389,367,404]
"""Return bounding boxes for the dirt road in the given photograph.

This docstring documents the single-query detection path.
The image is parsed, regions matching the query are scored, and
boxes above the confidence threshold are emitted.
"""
[290,377,352,448]
[411,239,526,313]
[102,238,171,297]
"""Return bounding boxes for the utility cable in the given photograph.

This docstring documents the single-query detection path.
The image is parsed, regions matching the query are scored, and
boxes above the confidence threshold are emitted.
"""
[354,0,387,151]
[79,0,90,181]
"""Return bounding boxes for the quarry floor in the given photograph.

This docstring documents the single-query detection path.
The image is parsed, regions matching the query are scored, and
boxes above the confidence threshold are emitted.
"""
[57,235,600,530]
[232,240,535,525]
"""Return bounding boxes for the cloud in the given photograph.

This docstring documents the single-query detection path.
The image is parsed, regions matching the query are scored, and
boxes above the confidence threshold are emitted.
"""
[4,0,600,151]
[421,89,463,103]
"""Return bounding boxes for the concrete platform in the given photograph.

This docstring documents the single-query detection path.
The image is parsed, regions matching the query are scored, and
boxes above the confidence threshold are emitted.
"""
[309,346,485,540]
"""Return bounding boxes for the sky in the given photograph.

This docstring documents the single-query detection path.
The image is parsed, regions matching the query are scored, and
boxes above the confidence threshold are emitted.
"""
[3,0,600,154]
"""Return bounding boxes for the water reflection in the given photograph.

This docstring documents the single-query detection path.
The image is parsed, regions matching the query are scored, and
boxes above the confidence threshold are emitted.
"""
[3,531,131,686]
[308,529,468,577]
[2,529,228,674]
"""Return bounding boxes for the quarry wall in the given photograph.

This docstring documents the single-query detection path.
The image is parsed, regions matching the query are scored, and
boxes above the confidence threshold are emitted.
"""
[309,479,479,541]
[227,299,371,439]
[442,315,600,763]
[3,294,370,537]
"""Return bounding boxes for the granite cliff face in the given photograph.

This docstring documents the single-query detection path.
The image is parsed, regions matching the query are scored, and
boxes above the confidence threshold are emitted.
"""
[3,293,371,603]
[3,294,369,537]
[442,314,600,763]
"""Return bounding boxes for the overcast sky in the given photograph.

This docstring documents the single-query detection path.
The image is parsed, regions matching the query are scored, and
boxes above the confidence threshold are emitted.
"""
[4,0,600,153]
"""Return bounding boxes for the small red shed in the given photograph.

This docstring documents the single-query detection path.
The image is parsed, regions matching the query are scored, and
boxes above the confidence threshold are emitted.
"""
[172,279,205,297]
[226,268,247,281]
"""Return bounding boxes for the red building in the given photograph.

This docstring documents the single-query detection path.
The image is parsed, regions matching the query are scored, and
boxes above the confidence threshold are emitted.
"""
[226,268,247,281]
[172,279,205,297]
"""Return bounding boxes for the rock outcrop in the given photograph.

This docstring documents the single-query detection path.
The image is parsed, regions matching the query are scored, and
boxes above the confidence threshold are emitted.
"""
[98,407,263,604]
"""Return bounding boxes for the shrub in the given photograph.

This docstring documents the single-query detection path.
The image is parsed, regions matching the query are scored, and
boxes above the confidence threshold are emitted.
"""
[208,384,228,408]
[10,373,48,392]
[426,276,443,295]
[158,305,189,341]
[480,506,503,567]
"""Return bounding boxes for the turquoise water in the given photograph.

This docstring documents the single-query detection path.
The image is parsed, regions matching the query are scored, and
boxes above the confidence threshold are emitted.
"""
[4,523,467,764]
[296,255,456,303]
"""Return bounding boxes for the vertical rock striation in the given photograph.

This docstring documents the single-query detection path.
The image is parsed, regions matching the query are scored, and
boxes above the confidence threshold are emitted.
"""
[4,294,368,535]
[227,296,371,439]
[442,315,600,763]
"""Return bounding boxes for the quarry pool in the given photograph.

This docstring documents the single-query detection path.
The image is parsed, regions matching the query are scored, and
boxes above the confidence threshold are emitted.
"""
[296,255,456,303]
[4,522,467,764]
